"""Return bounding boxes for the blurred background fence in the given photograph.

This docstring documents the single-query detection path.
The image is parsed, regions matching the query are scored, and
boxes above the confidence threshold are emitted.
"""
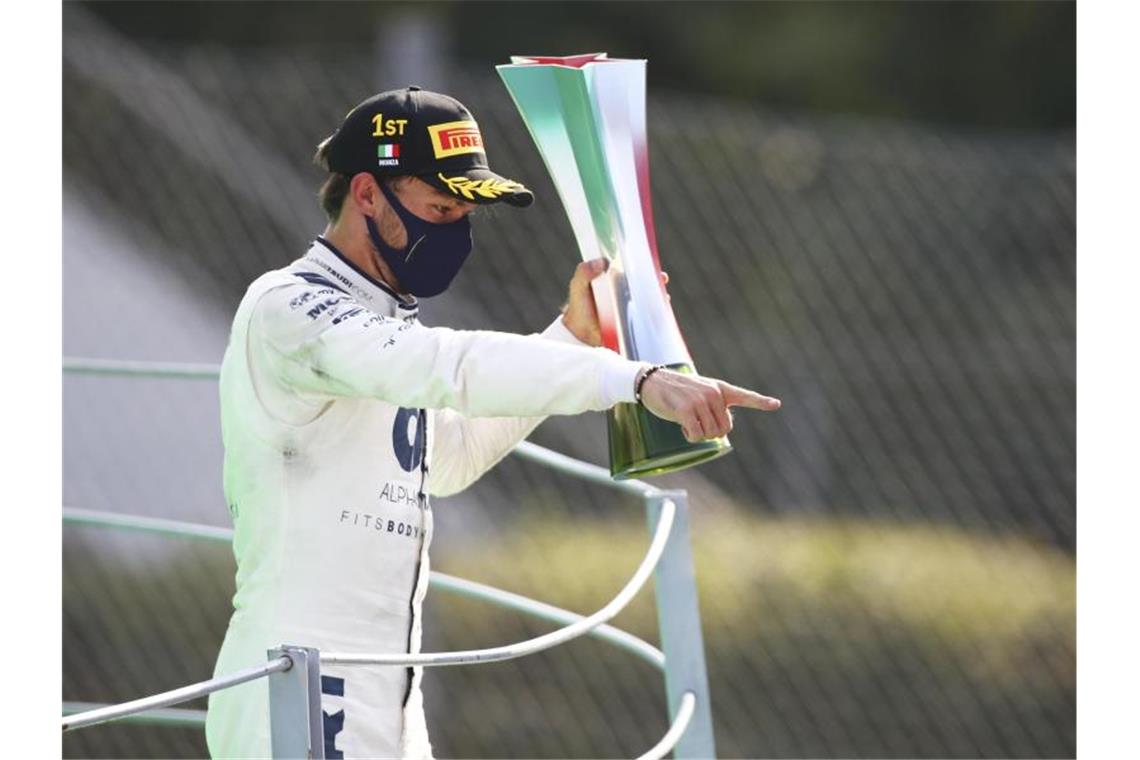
[62,3,1075,758]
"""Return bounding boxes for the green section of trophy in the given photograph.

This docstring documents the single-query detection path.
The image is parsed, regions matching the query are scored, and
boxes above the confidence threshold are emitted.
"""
[608,364,732,479]
[498,55,733,480]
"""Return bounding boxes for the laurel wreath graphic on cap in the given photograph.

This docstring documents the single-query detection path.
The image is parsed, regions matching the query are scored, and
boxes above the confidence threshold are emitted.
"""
[438,173,525,200]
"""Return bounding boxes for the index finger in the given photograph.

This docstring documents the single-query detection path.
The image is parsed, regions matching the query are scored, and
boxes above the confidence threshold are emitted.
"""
[717,381,781,411]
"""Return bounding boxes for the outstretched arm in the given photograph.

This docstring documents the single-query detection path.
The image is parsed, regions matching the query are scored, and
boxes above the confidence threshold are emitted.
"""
[252,259,781,459]
[427,317,587,497]
[250,278,644,418]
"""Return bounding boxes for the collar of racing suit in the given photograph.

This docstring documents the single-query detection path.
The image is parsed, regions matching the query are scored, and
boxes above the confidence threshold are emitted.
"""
[300,236,420,319]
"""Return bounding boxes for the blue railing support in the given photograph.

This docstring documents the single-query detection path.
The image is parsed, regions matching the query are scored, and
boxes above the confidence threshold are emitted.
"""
[646,491,716,759]
[267,646,324,759]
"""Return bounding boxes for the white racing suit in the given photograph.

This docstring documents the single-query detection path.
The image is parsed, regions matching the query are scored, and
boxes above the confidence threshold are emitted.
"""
[205,238,643,759]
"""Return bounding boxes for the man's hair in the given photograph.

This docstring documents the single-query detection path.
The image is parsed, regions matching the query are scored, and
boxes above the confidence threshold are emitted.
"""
[313,138,350,222]
[313,138,408,223]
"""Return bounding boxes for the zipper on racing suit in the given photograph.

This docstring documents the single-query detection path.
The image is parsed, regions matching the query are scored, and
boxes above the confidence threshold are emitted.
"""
[403,407,430,706]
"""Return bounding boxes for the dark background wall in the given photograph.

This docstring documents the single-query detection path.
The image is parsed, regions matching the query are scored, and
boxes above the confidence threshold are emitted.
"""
[87,0,1075,128]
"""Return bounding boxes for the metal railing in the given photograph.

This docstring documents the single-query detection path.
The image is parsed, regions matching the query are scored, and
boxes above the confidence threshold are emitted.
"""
[63,702,207,728]
[63,506,665,670]
[62,357,716,759]
[320,498,675,667]
[62,657,293,732]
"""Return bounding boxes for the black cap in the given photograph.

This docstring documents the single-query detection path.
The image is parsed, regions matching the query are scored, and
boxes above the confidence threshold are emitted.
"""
[321,86,534,208]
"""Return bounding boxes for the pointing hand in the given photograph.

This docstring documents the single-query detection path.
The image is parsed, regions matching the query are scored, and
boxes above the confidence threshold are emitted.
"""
[638,369,781,442]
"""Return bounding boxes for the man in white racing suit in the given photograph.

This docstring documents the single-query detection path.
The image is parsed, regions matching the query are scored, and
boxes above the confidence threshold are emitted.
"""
[205,87,780,759]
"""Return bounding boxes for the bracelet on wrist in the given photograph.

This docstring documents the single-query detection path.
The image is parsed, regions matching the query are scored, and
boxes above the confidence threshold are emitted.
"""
[634,364,667,404]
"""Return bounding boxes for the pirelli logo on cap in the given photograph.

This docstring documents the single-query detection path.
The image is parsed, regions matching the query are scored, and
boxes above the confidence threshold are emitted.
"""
[428,120,485,159]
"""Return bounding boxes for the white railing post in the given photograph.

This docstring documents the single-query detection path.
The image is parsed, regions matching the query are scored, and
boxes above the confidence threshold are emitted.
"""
[646,492,717,759]
[267,646,325,759]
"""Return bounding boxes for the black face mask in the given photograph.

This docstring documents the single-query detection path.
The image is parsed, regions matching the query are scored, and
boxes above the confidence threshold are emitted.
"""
[364,181,474,298]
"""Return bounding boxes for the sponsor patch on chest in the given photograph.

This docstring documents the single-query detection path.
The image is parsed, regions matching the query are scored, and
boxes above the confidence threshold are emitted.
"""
[339,508,423,540]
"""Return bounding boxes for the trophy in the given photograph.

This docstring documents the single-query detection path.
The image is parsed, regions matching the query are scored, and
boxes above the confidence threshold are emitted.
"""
[497,54,732,479]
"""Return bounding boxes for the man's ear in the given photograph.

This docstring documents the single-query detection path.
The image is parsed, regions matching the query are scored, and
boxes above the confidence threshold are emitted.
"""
[349,172,381,215]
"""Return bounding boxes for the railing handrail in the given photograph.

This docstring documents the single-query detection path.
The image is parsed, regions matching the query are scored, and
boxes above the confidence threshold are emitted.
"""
[430,571,665,669]
[635,691,697,760]
[61,503,676,735]
[322,498,674,666]
[62,656,293,732]
[62,507,666,670]
[511,440,657,496]
[64,506,236,542]
[63,701,206,728]
[62,356,659,497]
[63,356,223,380]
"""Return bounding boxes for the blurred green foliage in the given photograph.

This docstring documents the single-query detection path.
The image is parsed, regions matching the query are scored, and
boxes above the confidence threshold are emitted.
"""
[444,512,1075,647]
[431,513,1075,757]
[85,0,1074,129]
